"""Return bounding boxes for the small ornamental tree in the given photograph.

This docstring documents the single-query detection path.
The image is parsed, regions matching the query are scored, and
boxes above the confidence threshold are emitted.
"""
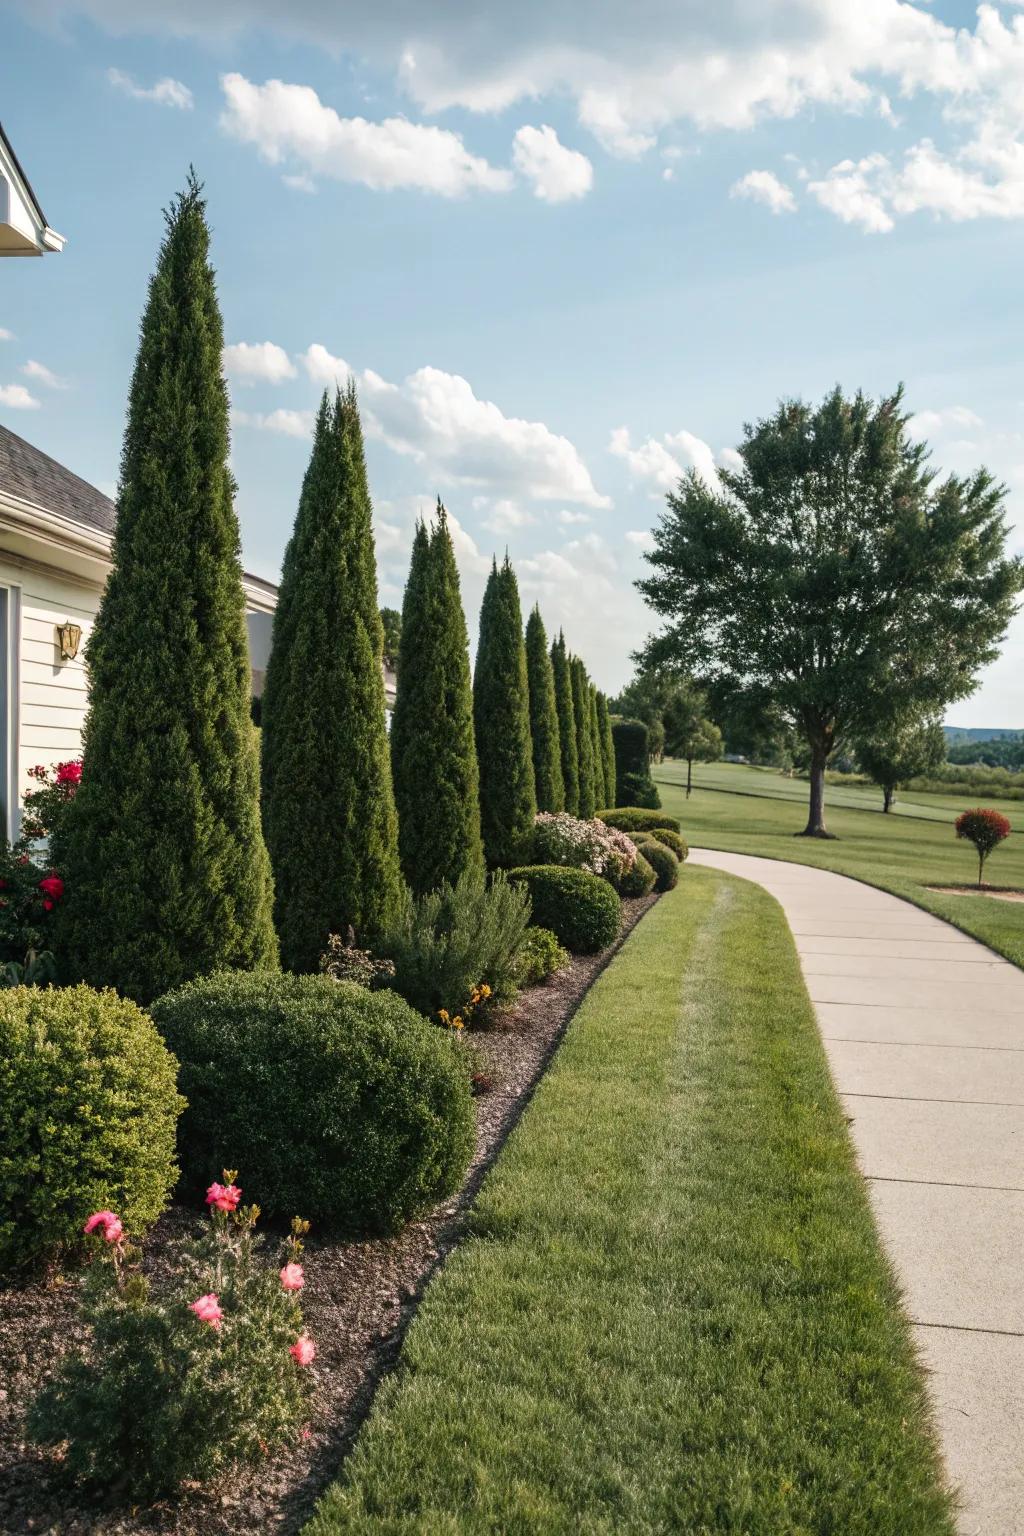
[571,656,597,819]
[525,606,564,813]
[955,808,1011,887]
[57,176,277,1003]
[391,505,483,895]
[261,388,403,971]
[551,631,579,815]
[663,681,724,797]
[856,717,946,813]
[597,691,616,808]
[474,558,537,867]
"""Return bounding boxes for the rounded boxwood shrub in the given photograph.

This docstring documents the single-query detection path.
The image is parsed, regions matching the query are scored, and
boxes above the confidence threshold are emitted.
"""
[150,972,475,1234]
[650,827,688,861]
[617,851,657,897]
[596,808,681,836]
[507,866,621,954]
[0,985,184,1274]
[636,839,678,892]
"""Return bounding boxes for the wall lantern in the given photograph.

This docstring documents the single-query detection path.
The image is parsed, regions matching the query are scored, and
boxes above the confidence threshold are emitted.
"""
[56,621,82,661]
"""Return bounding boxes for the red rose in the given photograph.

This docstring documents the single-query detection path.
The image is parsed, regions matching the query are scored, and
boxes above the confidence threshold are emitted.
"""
[56,760,83,786]
[42,898,54,912]
[39,875,64,901]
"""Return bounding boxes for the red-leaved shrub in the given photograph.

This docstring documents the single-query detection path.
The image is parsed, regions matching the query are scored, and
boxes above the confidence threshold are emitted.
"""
[954,807,1012,886]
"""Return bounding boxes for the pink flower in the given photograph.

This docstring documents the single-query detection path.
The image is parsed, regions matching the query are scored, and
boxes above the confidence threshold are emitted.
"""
[39,875,64,901]
[205,1181,242,1213]
[83,1210,123,1243]
[289,1334,315,1366]
[280,1263,305,1292]
[190,1293,223,1329]
[56,760,82,786]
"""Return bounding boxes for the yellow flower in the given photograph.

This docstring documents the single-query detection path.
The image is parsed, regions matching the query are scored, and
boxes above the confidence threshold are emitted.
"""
[438,1009,450,1023]
[480,984,492,998]
[453,1016,464,1030]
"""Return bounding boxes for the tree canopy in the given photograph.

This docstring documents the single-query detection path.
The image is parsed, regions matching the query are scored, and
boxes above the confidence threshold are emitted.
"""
[638,385,1023,836]
[855,717,946,813]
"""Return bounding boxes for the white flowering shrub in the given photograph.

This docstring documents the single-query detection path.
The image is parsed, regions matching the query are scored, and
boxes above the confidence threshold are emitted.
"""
[532,813,639,886]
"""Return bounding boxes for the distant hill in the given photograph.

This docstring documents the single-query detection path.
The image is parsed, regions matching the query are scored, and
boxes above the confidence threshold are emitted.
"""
[943,727,1022,744]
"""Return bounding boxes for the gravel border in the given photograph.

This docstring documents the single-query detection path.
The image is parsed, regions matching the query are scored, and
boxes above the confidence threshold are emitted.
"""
[0,893,657,1536]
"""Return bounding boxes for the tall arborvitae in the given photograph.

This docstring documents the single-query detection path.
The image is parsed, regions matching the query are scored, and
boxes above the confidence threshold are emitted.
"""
[525,606,564,813]
[391,504,484,895]
[588,683,605,808]
[474,558,537,866]
[571,655,597,819]
[597,691,616,809]
[550,630,579,815]
[57,177,277,1002]
[260,386,403,970]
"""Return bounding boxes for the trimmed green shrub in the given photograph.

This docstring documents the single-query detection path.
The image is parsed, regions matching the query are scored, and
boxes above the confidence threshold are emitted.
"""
[571,657,597,819]
[612,718,650,781]
[56,176,278,1004]
[597,691,616,809]
[650,827,688,861]
[474,559,537,867]
[525,606,565,814]
[151,972,474,1234]
[261,387,403,970]
[551,631,579,815]
[507,866,621,954]
[597,808,682,835]
[618,771,662,809]
[617,852,657,897]
[376,870,531,1020]
[0,985,183,1273]
[29,1187,309,1499]
[514,926,570,987]
[635,840,678,891]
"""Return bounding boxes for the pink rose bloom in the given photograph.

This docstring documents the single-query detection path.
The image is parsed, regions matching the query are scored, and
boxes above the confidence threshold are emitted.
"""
[83,1210,123,1243]
[190,1293,223,1329]
[39,874,64,901]
[280,1263,305,1292]
[205,1181,242,1213]
[289,1334,315,1366]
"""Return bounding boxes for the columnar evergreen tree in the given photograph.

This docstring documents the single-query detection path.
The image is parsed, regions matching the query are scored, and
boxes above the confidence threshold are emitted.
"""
[550,631,579,815]
[473,558,537,866]
[597,691,616,808]
[525,606,564,813]
[588,683,605,808]
[571,656,597,819]
[57,177,278,1003]
[391,504,484,894]
[260,385,403,970]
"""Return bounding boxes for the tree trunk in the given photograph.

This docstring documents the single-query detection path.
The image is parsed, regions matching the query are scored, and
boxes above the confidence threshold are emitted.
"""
[686,757,693,798]
[883,785,894,813]
[798,741,833,838]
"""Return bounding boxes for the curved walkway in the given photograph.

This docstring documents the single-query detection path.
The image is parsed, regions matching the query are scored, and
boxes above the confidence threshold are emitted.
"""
[690,849,1024,1536]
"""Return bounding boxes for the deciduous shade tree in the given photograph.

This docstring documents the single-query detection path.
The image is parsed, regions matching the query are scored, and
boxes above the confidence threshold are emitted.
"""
[474,559,537,866]
[57,176,277,1003]
[572,657,597,819]
[525,606,564,813]
[261,385,403,971]
[597,692,616,808]
[551,631,579,815]
[391,506,484,895]
[639,385,1024,837]
[855,717,946,813]
[663,681,724,797]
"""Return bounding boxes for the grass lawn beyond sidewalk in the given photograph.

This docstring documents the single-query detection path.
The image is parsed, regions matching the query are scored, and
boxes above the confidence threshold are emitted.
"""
[306,867,955,1535]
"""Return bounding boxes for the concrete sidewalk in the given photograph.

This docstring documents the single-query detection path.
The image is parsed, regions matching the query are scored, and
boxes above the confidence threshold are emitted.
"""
[690,848,1024,1536]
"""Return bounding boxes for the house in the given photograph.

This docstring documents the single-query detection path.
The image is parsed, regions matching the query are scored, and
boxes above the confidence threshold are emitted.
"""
[0,122,65,257]
[0,424,276,840]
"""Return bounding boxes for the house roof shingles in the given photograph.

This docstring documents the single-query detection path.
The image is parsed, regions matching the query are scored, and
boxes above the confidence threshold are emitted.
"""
[0,422,115,535]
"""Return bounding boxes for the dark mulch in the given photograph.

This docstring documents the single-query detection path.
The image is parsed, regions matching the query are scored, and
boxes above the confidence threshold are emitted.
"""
[0,895,655,1536]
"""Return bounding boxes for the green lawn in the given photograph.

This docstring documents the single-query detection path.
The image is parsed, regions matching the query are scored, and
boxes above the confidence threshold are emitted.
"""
[688,760,980,823]
[663,759,1024,969]
[307,870,955,1535]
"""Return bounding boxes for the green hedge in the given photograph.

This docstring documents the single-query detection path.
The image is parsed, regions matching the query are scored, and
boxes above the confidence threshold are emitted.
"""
[618,852,657,897]
[151,972,475,1235]
[0,985,183,1273]
[635,840,678,891]
[507,867,621,954]
[649,827,688,861]
[596,808,681,835]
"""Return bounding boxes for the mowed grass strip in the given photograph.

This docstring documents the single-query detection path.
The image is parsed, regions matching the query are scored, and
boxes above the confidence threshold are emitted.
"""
[657,759,1024,969]
[307,868,955,1535]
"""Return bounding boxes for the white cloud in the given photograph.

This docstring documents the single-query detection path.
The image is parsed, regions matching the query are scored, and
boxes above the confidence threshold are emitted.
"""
[480,498,538,533]
[625,529,654,547]
[219,73,512,197]
[234,407,313,438]
[108,67,192,109]
[21,359,67,389]
[610,424,722,495]
[301,343,351,386]
[518,532,650,686]
[717,446,744,472]
[807,154,895,233]
[558,508,591,525]
[730,169,796,214]
[906,405,985,440]
[512,124,593,202]
[0,384,40,409]
[223,340,297,386]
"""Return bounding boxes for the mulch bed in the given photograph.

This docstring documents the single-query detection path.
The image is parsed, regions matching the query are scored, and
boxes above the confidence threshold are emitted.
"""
[0,894,656,1536]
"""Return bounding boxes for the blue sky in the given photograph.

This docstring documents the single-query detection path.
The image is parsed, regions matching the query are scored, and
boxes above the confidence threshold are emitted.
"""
[2,0,1023,719]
